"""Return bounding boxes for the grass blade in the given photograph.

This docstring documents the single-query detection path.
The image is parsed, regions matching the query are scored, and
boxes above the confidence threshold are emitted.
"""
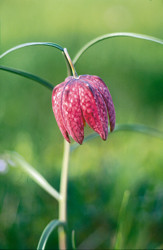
[114,190,130,249]
[72,230,76,250]
[0,42,63,59]
[0,65,54,90]
[114,124,163,138]
[73,32,163,64]
[2,151,61,201]
[70,123,163,152]
[37,220,63,250]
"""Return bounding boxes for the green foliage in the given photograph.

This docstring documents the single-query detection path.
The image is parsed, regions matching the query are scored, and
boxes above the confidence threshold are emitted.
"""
[37,220,63,250]
[0,0,163,249]
[0,65,54,90]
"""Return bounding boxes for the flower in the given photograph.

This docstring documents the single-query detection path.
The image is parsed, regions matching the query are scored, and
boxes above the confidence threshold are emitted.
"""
[52,74,115,144]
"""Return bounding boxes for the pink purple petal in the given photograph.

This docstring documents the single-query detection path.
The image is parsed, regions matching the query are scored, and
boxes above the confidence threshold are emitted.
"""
[52,82,70,142]
[79,80,108,140]
[61,79,84,144]
[80,75,116,132]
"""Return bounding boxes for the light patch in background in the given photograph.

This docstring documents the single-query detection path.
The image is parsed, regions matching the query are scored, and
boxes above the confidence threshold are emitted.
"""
[104,5,133,29]
[0,159,8,174]
[15,132,34,162]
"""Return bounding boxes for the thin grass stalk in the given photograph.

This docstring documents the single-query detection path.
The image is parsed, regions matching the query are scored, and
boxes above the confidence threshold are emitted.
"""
[58,140,70,250]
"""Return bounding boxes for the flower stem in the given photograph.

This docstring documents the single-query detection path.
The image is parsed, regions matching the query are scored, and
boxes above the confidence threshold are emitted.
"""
[58,140,70,249]
[63,48,78,78]
[58,48,74,249]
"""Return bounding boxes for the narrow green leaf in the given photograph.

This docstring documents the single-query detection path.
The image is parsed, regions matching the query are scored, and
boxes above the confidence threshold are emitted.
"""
[2,151,61,201]
[0,42,63,59]
[0,65,54,90]
[72,230,76,250]
[70,123,163,152]
[37,220,63,250]
[73,32,163,64]
[114,124,163,138]
[114,190,130,249]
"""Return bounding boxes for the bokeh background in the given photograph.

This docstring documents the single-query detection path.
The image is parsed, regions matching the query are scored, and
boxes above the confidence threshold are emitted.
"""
[0,0,163,249]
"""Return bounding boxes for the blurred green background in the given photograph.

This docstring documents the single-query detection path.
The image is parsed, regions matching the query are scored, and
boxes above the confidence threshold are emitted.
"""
[0,0,163,249]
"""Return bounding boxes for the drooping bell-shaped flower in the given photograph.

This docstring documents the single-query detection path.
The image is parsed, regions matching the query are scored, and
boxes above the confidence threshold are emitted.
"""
[52,74,115,144]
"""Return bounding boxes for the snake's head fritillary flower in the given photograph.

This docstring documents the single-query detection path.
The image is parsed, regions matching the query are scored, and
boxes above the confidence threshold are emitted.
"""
[52,75,115,144]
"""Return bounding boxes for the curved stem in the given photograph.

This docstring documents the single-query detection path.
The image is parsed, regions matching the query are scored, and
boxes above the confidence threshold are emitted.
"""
[63,48,78,78]
[70,123,163,152]
[63,51,72,77]
[0,42,63,59]
[58,140,70,250]
[0,65,54,90]
[73,32,163,64]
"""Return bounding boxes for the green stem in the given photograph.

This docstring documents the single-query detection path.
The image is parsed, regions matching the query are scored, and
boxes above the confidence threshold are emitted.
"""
[70,123,163,152]
[0,42,63,59]
[58,140,70,250]
[2,151,61,201]
[0,65,54,90]
[73,32,163,64]
[58,48,75,249]
[63,48,78,78]
[63,51,72,77]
